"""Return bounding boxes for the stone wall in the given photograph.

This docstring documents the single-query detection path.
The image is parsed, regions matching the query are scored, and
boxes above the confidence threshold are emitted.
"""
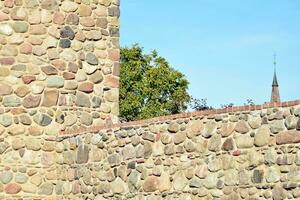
[1,100,300,199]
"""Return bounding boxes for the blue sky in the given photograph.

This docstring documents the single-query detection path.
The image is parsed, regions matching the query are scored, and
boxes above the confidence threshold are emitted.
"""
[120,0,300,107]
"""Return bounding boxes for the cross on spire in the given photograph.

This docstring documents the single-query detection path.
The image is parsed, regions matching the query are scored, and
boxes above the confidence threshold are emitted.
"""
[271,53,280,102]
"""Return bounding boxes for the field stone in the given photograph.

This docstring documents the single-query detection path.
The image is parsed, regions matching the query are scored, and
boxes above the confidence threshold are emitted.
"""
[203,121,217,138]
[3,95,21,107]
[38,182,53,195]
[0,24,13,36]
[254,125,271,147]
[235,135,254,148]
[86,53,98,65]
[0,171,13,184]
[33,113,52,126]
[59,39,71,48]
[46,76,64,88]
[0,114,12,127]
[76,91,91,107]
[13,21,28,33]
[89,70,103,84]
[61,1,78,12]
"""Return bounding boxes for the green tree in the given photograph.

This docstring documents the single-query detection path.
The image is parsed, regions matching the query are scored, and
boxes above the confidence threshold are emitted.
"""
[120,44,191,121]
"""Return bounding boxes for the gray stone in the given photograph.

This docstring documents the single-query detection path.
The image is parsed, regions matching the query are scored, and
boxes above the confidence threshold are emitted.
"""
[89,70,103,83]
[203,173,218,189]
[108,154,120,167]
[168,122,179,133]
[202,121,217,138]
[15,173,28,184]
[121,145,135,160]
[224,169,238,186]
[189,177,202,188]
[235,135,253,148]
[265,166,280,183]
[173,132,186,144]
[86,53,98,65]
[270,120,285,133]
[38,182,53,195]
[76,91,91,107]
[0,114,12,127]
[252,169,263,183]
[80,112,93,126]
[46,76,64,88]
[60,26,75,39]
[254,125,270,147]
[59,39,71,48]
[76,145,89,164]
[0,171,13,184]
[208,134,221,152]
[128,170,140,192]
[285,116,298,129]
[33,113,52,126]
[13,22,29,33]
[0,142,9,154]
[63,151,75,164]
[3,95,21,107]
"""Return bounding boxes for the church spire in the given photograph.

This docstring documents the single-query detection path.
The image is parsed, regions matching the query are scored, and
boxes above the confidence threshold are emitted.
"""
[271,54,280,103]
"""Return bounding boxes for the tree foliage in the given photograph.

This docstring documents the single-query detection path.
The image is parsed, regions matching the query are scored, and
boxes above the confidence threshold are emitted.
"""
[190,98,213,111]
[120,44,191,121]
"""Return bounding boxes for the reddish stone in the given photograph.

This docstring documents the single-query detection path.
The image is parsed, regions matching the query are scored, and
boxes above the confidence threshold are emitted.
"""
[19,43,32,54]
[104,75,119,88]
[23,95,41,108]
[0,83,12,95]
[63,72,75,80]
[22,75,36,84]
[143,176,159,192]
[42,90,59,107]
[29,25,47,35]
[53,12,65,25]
[15,85,30,97]
[0,57,15,65]
[78,82,93,93]
[68,62,78,73]
[41,65,58,75]
[51,60,66,71]
[108,49,120,61]
[232,150,241,156]
[19,148,25,157]
[4,0,13,7]
[222,138,234,151]
[5,183,21,194]
[0,11,9,21]
[28,126,43,136]
[58,94,66,106]
[155,132,161,141]
[276,130,300,145]
[10,108,26,115]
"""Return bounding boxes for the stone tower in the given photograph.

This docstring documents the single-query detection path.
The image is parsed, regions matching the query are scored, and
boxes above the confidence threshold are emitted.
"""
[0,0,119,198]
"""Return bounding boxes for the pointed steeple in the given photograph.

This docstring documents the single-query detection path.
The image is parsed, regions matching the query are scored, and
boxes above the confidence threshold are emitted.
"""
[270,54,280,103]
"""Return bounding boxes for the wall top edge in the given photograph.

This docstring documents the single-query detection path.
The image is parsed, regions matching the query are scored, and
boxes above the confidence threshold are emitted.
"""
[59,99,300,138]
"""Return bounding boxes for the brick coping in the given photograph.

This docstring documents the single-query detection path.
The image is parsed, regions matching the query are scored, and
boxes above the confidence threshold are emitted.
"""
[59,99,300,137]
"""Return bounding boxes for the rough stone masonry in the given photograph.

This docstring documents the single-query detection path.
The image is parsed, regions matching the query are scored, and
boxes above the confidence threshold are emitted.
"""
[1,0,300,199]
